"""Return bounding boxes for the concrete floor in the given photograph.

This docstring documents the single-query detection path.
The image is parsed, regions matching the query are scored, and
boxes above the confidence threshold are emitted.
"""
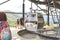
[10,27,60,40]
[10,27,25,40]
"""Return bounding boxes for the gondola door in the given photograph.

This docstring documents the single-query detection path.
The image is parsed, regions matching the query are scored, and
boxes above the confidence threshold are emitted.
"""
[37,13,44,29]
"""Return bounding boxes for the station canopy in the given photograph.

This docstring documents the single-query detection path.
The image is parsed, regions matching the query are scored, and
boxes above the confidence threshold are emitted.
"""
[29,0,60,9]
[29,0,60,15]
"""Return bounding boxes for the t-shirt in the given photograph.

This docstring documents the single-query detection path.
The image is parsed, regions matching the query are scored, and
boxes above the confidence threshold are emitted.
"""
[0,21,10,40]
[0,21,9,33]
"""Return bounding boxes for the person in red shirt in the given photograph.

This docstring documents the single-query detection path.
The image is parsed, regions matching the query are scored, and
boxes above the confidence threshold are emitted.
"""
[0,12,12,40]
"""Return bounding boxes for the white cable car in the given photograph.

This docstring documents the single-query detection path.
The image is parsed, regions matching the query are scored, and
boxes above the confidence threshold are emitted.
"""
[25,13,44,32]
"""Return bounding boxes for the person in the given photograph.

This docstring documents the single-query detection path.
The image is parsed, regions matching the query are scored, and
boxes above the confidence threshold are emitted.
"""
[20,18,24,25]
[17,19,19,25]
[16,19,20,28]
[0,12,12,40]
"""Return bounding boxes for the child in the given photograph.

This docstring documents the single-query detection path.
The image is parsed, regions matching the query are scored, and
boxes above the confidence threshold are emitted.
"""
[0,12,12,40]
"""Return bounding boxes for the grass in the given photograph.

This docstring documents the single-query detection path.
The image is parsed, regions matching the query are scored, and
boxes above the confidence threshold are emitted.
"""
[8,21,17,27]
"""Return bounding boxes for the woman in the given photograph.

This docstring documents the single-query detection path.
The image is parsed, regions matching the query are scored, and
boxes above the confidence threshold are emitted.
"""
[0,12,12,40]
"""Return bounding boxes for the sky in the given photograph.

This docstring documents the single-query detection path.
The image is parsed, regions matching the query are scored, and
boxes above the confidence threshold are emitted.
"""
[0,0,46,13]
[0,0,23,12]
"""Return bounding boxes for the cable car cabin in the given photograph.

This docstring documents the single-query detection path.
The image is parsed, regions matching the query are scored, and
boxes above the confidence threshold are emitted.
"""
[25,13,38,31]
[25,13,44,31]
[37,13,44,29]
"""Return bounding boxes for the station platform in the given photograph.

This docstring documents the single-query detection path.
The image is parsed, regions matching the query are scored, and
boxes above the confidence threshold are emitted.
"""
[10,27,60,40]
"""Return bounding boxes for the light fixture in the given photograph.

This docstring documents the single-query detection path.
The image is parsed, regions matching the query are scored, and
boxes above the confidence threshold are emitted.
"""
[51,1,54,3]
[39,0,45,2]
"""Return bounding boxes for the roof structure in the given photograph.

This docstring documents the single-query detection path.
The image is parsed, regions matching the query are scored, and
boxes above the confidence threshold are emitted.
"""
[29,0,60,9]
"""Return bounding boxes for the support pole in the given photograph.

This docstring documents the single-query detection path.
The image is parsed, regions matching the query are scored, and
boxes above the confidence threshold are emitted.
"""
[48,6,49,25]
[47,0,50,26]
[23,0,25,25]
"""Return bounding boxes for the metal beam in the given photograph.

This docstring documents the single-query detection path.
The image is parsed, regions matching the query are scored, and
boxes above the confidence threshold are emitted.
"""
[29,0,60,9]
[0,0,10,5]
